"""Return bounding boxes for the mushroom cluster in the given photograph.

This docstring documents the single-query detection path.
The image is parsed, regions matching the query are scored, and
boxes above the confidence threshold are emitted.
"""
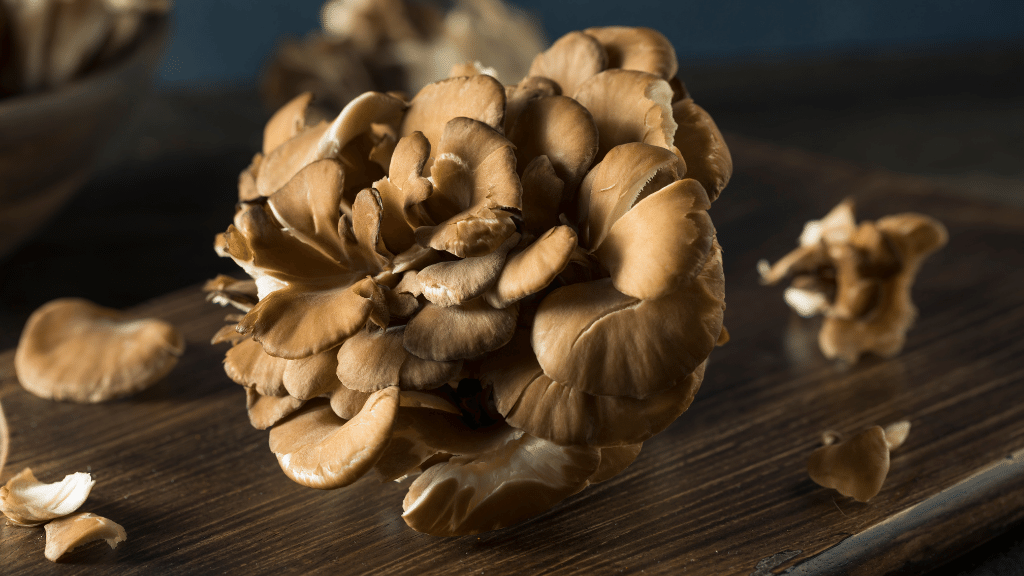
[0,0,168,96]
[211,26,730,536]
[262,0,544,112]
[759,199,947,364]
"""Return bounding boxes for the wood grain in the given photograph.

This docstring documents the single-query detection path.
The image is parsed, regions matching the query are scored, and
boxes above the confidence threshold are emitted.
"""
[2,136,1022,575]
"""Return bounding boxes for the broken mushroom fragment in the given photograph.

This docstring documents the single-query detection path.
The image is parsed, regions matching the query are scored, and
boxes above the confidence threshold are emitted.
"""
[15,298,184,403]
[760,199,948,364]
[806,421,910,502]
[0,468,95,526]
[209,25,729,536]
[44,512,127,562]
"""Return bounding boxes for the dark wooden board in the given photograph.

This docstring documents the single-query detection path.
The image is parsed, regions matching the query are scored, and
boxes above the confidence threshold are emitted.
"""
[2,136,1023,575]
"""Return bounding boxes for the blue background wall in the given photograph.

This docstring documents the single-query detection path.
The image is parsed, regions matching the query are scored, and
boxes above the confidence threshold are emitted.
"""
[159,0,1024,86]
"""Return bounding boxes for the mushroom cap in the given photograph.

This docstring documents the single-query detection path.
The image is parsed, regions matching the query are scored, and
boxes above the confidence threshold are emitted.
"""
[269,388,399,489]
[807,425,891,502]
[0,468,95,526]
[401,427,600,536]
[44,512,127,562]
[15,298,184,403]
[583,26,678,80]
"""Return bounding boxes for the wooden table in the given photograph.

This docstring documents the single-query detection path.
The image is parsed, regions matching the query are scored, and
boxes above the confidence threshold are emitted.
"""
[2,135,1022,575]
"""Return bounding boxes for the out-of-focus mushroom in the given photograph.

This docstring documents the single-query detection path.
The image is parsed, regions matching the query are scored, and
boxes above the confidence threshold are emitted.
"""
[0,468,95,526]
[14,298,185,403]
[760,199,947,363]
[806,421,910,502]
[264,0,544,113]
[43,512,127,562]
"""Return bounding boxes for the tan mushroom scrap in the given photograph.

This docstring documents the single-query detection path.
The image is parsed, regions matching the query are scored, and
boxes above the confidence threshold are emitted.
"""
[208,25,730,536]
[14,298,185,403]
[760,199,948,363]
[0,468,95,526]
[807,421,910,502]
[44,512,127,562]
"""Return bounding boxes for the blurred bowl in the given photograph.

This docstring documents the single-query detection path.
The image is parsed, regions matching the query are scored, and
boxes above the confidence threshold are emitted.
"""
[0,17,168,259]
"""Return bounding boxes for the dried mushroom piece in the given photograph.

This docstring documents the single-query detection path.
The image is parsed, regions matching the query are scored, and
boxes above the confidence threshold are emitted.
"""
[0,468,94,526]
[806,421,910,502]
[44,512,127,562]
[211,25,729,536]
[14,298,184,403]
[760,199,948,364]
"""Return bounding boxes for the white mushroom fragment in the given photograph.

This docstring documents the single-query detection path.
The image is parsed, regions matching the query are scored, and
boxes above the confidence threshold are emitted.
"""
[43,512,127,562]
[806,421,910,502]
[14,298,185,403]
[0,468,95,526]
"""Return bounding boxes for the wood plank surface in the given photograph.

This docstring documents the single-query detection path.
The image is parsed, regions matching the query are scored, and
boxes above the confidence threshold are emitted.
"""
[2,135,1023,575]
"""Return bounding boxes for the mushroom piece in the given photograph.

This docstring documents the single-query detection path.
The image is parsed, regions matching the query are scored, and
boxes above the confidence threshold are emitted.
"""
[0,468,95,526]
[806,421,910,502]
[760,199,948,363]
[43,512,127,562]
[14,298,185,403]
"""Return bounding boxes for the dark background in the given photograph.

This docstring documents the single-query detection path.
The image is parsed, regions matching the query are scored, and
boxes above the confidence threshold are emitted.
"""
[2,1,1023,573]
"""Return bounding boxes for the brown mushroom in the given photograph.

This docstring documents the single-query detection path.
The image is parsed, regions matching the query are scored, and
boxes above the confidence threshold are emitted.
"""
[806,421,910,502]
[760,199,947,363]
[268,388,399,489]
[0,468,94,526]
[401,427,600,536]
[44,512,127,562]
[14,298,184,403]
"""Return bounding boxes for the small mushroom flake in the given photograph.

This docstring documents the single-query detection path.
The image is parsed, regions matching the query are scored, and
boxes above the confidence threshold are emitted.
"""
[44,512,127,562]
[0,468,95,526]
[807,421,910,502]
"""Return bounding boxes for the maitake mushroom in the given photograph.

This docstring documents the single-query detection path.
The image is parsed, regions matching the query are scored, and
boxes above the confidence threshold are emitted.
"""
[15,298,185,403]
[211,26,730,536]
[807,421,910,502]
[0,0,169,96]
[262,0,545,112]
[759,199,948,364]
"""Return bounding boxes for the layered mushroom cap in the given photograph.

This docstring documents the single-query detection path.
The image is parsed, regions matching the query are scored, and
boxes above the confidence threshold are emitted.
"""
[210,26,730,536]
[760,199,948,364]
